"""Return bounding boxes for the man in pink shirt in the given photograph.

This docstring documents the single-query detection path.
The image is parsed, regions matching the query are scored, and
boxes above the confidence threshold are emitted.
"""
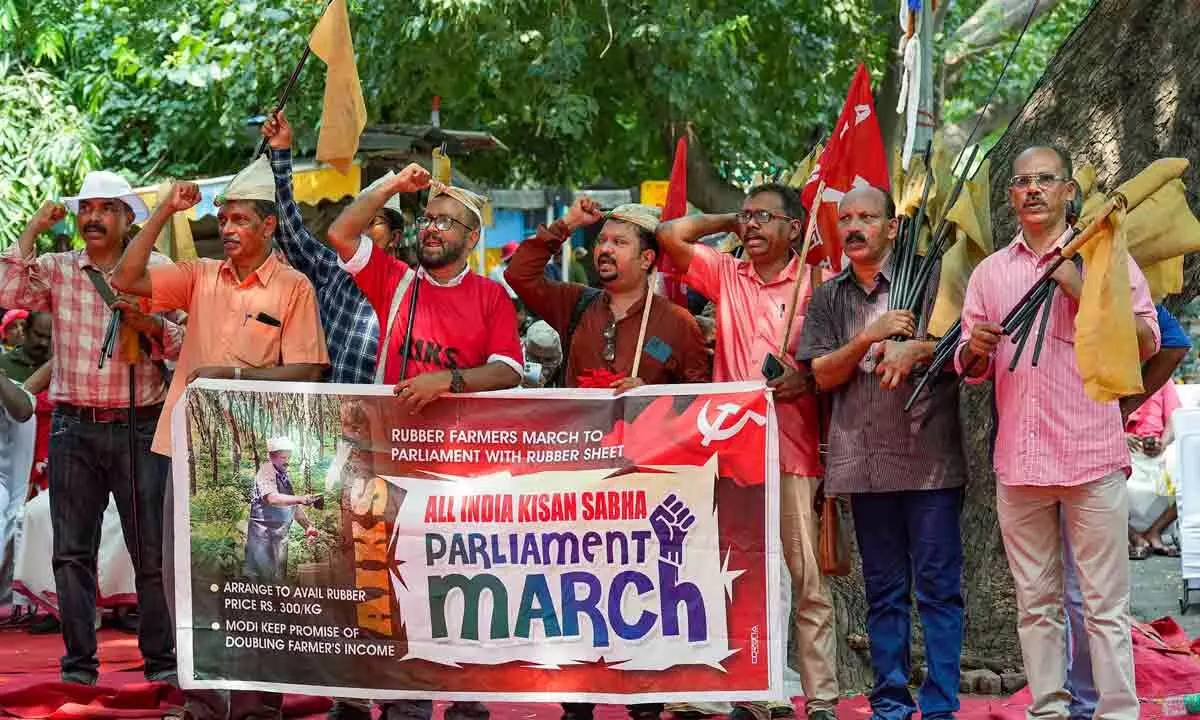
[657,183,835,720]
[957,146,1159,720]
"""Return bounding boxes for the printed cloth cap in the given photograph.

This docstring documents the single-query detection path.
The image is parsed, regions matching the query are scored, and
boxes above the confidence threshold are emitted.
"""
[429,180,487,227]
[607,203,661,232]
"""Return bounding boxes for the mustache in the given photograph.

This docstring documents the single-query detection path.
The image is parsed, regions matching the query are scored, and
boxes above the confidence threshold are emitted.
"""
[596,253,616,264]
[845,231,867,244]
[82,223,105,234]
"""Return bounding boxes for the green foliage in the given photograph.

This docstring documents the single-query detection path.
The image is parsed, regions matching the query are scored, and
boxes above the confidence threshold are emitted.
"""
[0,58,100,249]
[0,0,1093,250]
[942,0,1094,146]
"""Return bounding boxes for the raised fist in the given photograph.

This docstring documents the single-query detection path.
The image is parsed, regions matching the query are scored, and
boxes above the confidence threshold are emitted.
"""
[28,201,67,234]
[390,163,432,194]
[262,111,293,150]
[650,493,696,567]
[165,182,201,214]
[563,195,605,230]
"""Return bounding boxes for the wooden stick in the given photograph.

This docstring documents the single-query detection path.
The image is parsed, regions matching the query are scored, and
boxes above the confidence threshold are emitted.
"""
[1060,195,1125,258]
[779,179,826,351]
[630,270,657,379]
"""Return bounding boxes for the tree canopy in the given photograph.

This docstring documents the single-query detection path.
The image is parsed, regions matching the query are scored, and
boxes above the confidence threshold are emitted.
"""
[0,0,1091,248]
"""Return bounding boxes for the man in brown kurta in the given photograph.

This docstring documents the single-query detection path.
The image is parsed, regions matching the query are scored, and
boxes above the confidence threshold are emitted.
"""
[505,197,709,390]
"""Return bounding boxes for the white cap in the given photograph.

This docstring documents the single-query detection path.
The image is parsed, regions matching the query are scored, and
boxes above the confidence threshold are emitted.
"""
[217,155,276,205]
[63,171,150,223]
[267,437,295,453]
[361,171,404,214]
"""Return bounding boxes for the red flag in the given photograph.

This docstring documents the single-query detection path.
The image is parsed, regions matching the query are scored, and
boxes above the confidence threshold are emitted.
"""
[658,136,690,306]
[801,63,889,271]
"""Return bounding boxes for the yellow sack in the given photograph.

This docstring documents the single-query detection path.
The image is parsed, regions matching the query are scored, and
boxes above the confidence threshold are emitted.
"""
[1125,179,1200,267]
[927,158,993,337]
[1141,255,1185,304]
[1075,205,1144,402]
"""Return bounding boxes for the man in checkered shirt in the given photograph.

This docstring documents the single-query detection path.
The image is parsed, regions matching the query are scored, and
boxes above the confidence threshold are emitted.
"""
[264,111,406,384]
[0,174,183,686]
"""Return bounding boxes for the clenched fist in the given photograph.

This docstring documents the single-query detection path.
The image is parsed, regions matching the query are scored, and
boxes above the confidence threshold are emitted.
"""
[563,195,605,231]
[164,182,201,214]
[389,163,432,195]
[27,201,67,234]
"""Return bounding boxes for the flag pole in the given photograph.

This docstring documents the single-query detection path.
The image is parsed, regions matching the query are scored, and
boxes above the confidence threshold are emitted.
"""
[779,179,826,352]
[253,0,334,158]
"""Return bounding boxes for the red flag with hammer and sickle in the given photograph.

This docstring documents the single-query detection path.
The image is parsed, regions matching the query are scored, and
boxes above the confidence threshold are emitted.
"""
[801,63,889,271]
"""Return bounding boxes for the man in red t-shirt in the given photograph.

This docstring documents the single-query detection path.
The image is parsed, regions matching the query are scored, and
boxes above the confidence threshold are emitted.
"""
[328,165,522,404]
[325,164,520,720]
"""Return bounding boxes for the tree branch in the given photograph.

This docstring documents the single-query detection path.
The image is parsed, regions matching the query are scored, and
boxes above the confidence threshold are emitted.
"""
[945,0,1065,68]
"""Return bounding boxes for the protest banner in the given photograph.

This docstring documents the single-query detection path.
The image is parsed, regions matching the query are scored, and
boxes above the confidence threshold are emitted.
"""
[171,380,782,702]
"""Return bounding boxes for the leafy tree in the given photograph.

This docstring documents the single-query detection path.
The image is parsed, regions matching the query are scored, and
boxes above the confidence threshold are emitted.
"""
[0,58,100,248]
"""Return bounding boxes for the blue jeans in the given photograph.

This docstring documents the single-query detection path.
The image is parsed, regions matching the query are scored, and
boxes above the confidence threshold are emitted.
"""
[1063,522,1098,720]
[851,488,965,720]
[48,411,175,681]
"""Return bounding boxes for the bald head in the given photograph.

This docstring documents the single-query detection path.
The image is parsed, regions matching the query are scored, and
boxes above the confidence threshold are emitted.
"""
[840,185,895,219]
[838,185,898,268]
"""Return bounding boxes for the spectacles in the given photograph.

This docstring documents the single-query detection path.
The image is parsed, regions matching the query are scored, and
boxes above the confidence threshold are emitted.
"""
[735,209,793,225]
[1009,173,1068,190]
[602,320,617,365]
[415,215,474,232]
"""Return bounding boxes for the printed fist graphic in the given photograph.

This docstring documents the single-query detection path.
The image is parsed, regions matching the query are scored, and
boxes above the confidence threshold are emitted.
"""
[650,493,696,567]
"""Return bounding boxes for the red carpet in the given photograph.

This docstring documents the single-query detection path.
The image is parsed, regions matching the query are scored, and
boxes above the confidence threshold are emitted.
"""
[1,618,1197,719]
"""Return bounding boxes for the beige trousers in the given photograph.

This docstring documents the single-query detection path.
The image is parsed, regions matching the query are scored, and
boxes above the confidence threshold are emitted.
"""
[996,471,1137,720]
[739,474,839,716]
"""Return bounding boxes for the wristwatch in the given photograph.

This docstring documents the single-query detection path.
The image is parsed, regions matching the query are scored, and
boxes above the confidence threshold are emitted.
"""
[448,368,466,393]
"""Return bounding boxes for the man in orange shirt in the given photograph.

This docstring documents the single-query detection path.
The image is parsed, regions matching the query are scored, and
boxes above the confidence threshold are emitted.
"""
[113,158,329,720]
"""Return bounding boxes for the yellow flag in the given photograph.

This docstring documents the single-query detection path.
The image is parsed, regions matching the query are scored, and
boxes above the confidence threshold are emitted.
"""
[1076,206,1143,402]
[308,0,367,175]
[152,182,198,260]
[786,142,823,189]
[927,158,993,337]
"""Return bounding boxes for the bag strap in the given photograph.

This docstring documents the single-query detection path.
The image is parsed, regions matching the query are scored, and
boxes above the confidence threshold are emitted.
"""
[374,268,416,384]
[82,266,160,366]
[552,287,601,388]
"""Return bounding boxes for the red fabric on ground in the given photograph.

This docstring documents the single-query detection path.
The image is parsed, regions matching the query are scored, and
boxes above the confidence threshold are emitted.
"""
[2,618,1199,718]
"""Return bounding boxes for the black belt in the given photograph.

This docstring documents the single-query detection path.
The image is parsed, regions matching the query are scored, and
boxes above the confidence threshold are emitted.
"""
[56,402,163,424]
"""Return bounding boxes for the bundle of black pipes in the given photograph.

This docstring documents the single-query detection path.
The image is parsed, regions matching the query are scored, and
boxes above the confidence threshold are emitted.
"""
[889,145,982,323]
[903,255,1068,413]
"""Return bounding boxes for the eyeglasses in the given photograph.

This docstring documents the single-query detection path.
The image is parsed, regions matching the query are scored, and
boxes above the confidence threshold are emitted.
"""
[415,215,474,232]
[602,320,617,365]
[735,209,793,225]
[1009,173,1068,190]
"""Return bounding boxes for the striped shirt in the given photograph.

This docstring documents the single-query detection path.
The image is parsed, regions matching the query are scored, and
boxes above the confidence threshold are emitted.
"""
[270,148,379,384]
[955,229,1160,487]
[0,246,183,408]
[797,256,966,494]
